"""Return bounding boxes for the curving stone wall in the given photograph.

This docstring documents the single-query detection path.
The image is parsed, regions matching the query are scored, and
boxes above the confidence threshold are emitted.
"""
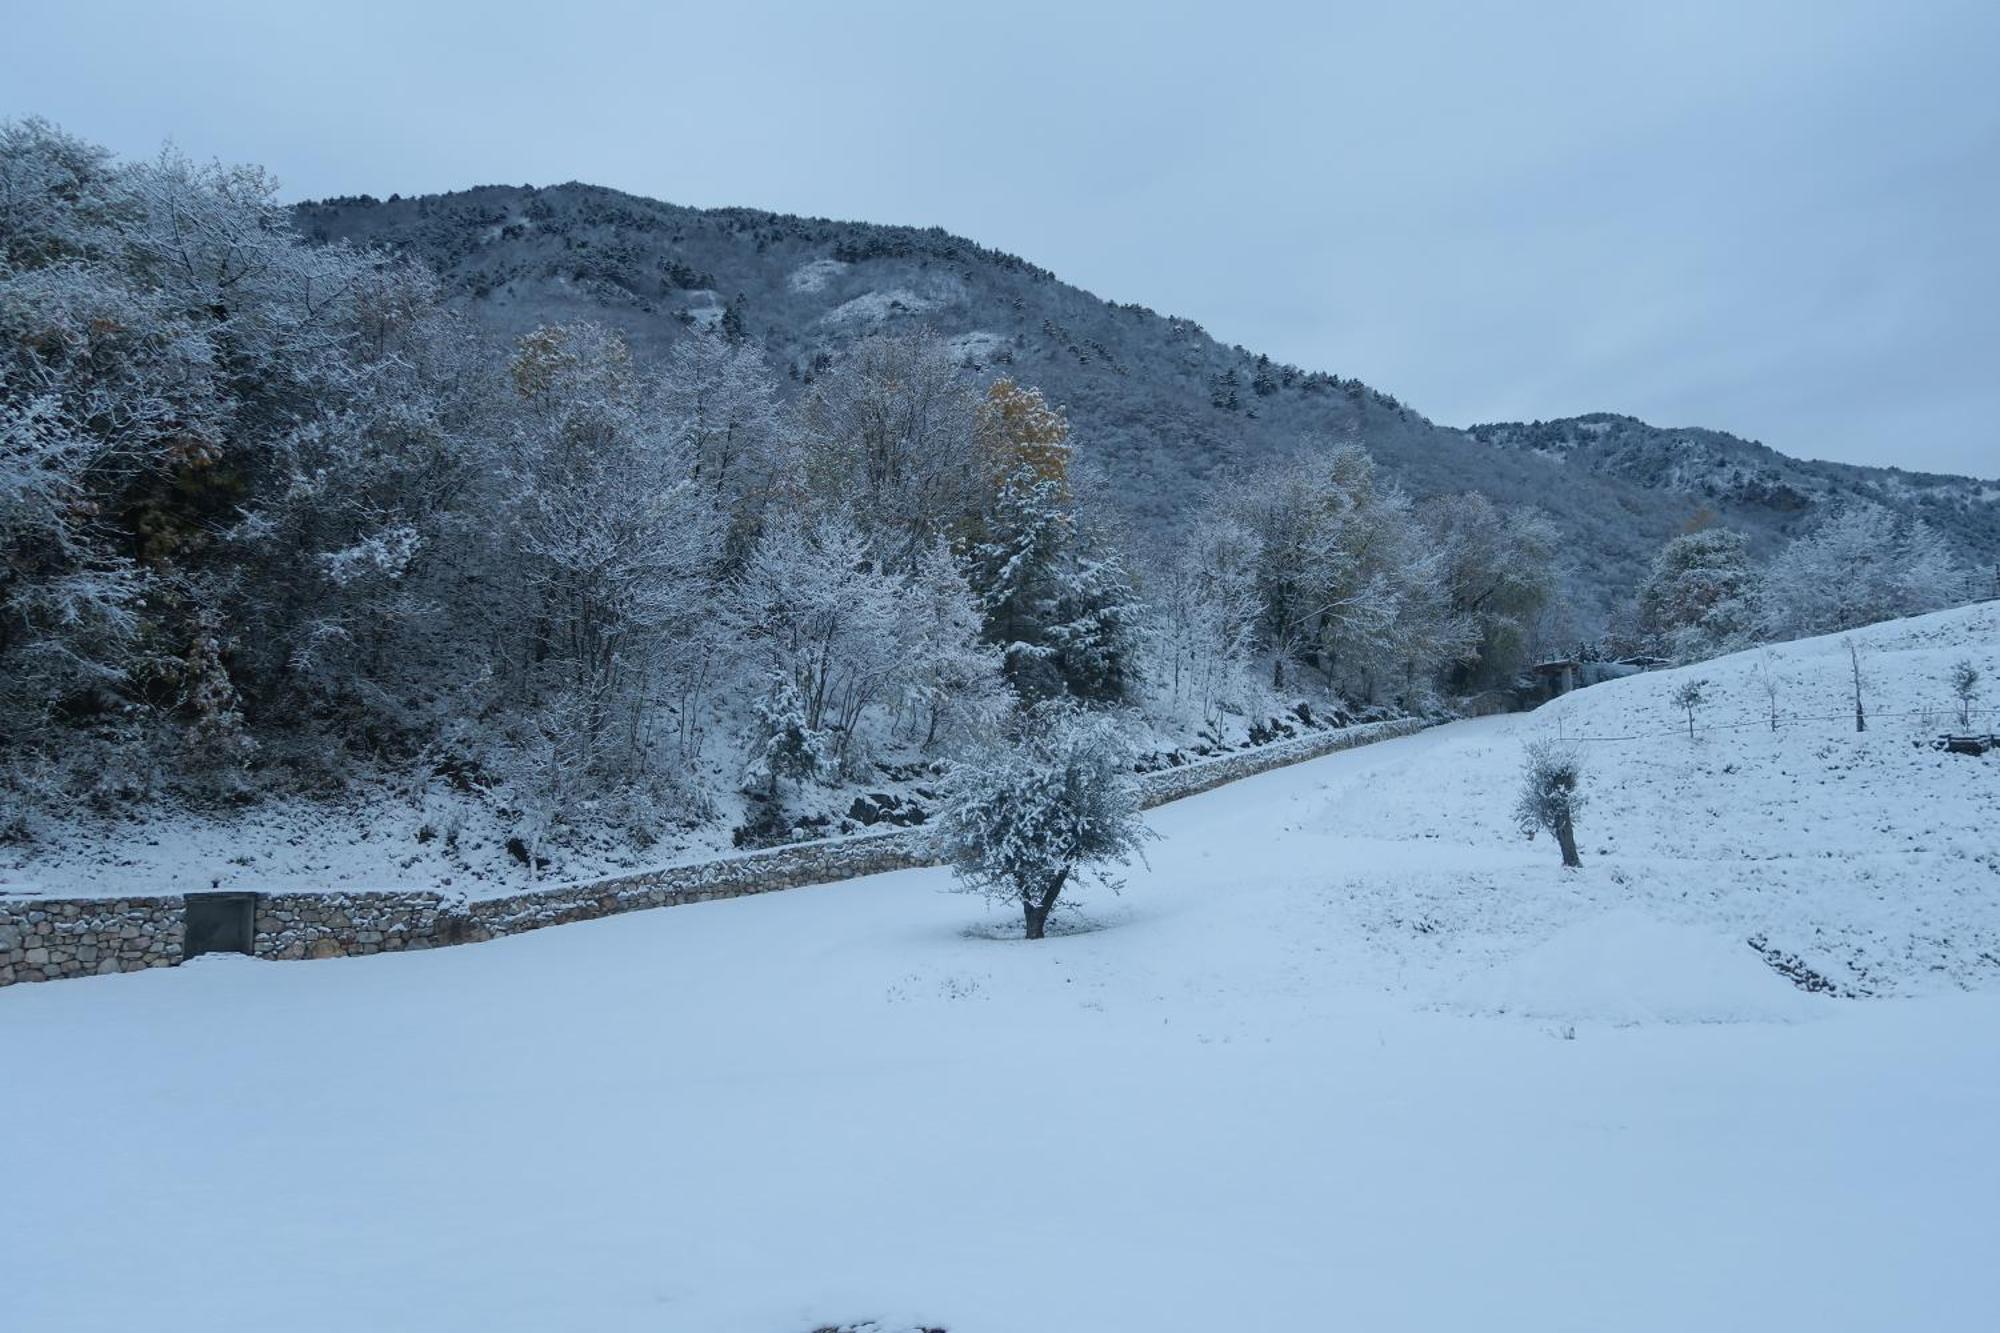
[0,717,1426,988]
[1134,716,1425,807]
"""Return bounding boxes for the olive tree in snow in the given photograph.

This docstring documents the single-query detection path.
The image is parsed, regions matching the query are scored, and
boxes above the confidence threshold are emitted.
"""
[1515,738,1586,869]
[935,705,1153,939]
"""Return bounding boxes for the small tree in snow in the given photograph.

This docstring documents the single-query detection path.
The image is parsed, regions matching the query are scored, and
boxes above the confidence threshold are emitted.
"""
[1514,739,1587,869]
[1755,651,1782,732]
[1669,678,1709,741]
[934,705,1153,939]
[742,676,828,798]
[1944,659,1980,730]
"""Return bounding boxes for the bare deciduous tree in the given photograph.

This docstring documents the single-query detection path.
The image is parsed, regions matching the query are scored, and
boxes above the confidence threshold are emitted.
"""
[1756,651,1781,732]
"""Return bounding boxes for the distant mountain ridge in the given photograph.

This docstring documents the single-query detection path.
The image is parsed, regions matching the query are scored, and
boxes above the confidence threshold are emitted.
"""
[294,184,2000,626]
[1467,413,1999,555]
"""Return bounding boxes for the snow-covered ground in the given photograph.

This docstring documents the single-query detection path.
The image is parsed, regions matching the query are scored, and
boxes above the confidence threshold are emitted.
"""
[5,606,1998,1330]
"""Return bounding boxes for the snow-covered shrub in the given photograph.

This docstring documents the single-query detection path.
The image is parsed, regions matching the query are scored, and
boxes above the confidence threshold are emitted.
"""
[933,704,1153,939]
[742,676,832,797]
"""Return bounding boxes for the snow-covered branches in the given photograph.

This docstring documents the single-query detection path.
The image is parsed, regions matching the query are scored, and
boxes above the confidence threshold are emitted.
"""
[1174,447,1500,707]
[1514,739,1586,868]
[934,704,1153,939]
[1668,678,1710,741]
[1948,659,1981,730]
[1761,502,1971,642]
[1621,503,1981,672]
[1637,528,1760,662]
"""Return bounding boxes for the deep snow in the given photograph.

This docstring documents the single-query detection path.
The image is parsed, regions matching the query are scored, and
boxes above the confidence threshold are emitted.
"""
[4,605,1998,1331]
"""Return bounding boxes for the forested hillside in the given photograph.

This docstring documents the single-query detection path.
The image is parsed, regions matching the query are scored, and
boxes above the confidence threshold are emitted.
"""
[297,184,2000,625]
[3,121,1990,886]
[3,122,1552,880]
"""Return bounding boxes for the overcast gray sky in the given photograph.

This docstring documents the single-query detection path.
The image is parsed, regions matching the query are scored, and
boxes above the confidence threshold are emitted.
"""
[13,0,1998,475]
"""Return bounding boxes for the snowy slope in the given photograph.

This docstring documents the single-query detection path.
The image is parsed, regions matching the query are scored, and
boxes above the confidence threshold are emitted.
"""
[1311,600,2000,997]
[4,606,1998,1331]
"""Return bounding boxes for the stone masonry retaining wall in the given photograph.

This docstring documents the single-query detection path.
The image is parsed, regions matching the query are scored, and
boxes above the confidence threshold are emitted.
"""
[1,717,1426,988]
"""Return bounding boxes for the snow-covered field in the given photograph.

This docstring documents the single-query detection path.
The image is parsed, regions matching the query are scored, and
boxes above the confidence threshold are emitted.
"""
[5,607,1997,1331]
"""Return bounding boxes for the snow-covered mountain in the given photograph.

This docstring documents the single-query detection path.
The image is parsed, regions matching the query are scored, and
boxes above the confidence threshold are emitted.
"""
[296,185,2000,624]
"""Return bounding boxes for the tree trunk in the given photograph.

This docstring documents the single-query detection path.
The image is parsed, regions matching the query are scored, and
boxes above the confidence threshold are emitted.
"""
[1021,868,1069,940]
[1555,814,1582,869]
[1848,640,1866,733]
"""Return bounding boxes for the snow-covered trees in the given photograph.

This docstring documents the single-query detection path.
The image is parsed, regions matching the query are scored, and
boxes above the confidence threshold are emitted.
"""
[0,119,506,794]
[895,540,1009,750]
[658,328,789,560]
[1760,503,1969,641]
[963,387,1141,704]
[934,704,1152,939]
[506,323,722,774]
[1515,739,1586,868]
[4,118,1581,863]
[1148,512,1263,729]
[798,329,982,569]
[1198,448,1483,704]
[1622,502,1982,668]
[732,512,904,772]
[1418,492,1557,692]
[1636,528,1760,662]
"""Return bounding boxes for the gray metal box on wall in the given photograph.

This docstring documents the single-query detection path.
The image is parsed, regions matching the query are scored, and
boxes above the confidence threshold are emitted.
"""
[183,892,258,958]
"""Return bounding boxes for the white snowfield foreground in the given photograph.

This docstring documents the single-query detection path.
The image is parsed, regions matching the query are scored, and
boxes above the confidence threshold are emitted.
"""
[5,605,1997,1331]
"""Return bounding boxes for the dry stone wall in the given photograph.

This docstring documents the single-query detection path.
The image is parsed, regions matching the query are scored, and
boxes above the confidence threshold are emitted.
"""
[0,718,1426,988]
[0,896,183,985]
[1134,717,1424,807]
